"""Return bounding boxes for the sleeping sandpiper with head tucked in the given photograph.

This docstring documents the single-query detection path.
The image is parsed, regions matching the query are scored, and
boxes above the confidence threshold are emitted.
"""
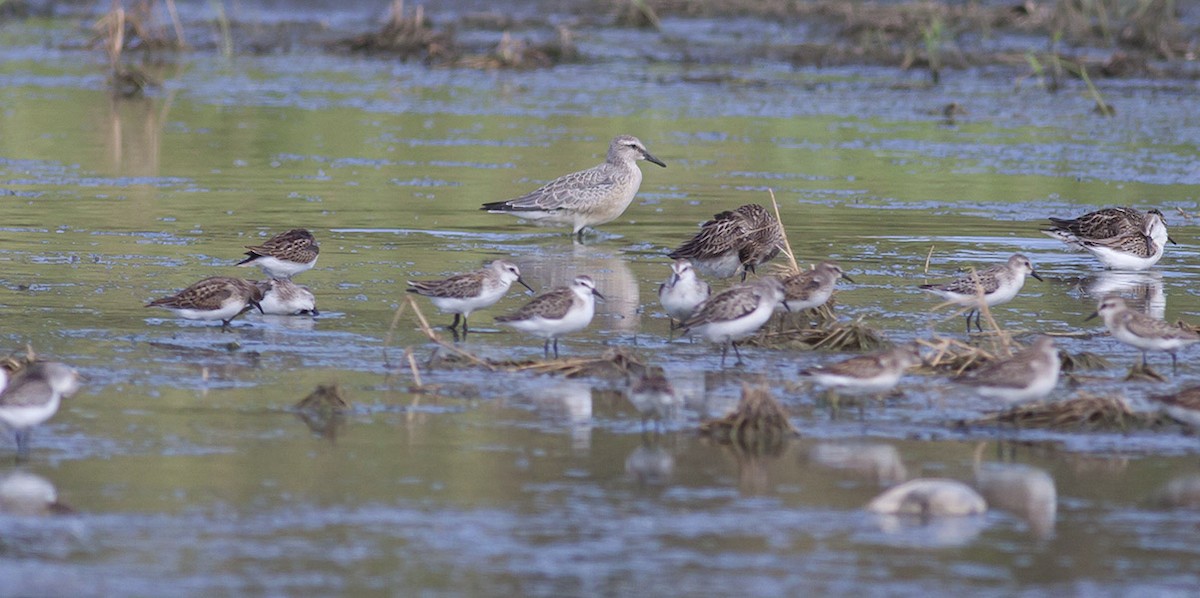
[0,362,82,457]
[920,253,1042,333]
[668,204,784,280]
[480,135,666,240]
[1043,207,1174,270]
[236,228,320,279]
[1087,295,1199,374]
[255,278,318,316]
[658,259,711,330]
[495,275,603,358]
[777,261,852,313]
[146,276,265,329]
[1148,386,1200,429]
[681,277,786,367]
[407,260,533,336]
[800,344,923,399]
[953,336,1061,406]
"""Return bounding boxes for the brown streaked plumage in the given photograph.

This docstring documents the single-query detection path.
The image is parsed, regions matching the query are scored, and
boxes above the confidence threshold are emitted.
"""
[681,277,786,367]
[406,260,532,335]
[236,229,320,279]
[778,261,852,312]
[920,254,1042,333]
[1087,295,1199,373]
[800,344,922,396]
[1149,387,1200,428]
[953,336,1061,405]
[668,204,784,280]
[495,275,603,358]
[255,278,318,316]
[0,362,82,457]
[146,276,264,329]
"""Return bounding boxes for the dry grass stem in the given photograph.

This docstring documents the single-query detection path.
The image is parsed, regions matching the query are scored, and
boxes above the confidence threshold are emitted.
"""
[768,188,800,274]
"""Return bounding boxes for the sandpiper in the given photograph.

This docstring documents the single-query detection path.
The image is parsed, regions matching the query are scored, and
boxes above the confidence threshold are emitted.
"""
[668,203,784,280]
[777,261,852,313]
[920,253,1042,333]
[145,276,265,329]
[953,336,1061,405]
[681,277,786,367]
[495,275,603,358]
[800,343,923,398]
[1148,386,1200,428]
[1044,207,1174,270]
[658,259,711,330]
[407,260,533,335]
[627,366,682,429]
[480,135,666,240]
[255,278,318,316]
[0,362,82,456]
[236,228,320,279]
[1086,295,1199,373]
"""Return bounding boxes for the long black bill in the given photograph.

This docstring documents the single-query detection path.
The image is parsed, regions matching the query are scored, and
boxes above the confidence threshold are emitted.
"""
[1084,311,1099,321]
[517,278,535,293]
[641,150,667,168]
[842,274,856,284]
[1031,271,1044,282]
[1168,235,1178,245]
[592,289,607,303]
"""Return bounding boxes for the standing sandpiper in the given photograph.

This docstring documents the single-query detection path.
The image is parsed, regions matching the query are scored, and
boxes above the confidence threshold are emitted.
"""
[480,135,666,240]
[236,228,320,279]
[953,336,1061,405]
[801,344,923,400]
[1087,295,1199,374]
[778,261,852,313]
[495,275,603,358]
[681,277,786,367]
[0,362,82,457]
[658,259,711,330]
[668,204,784,280]
[407,260,534,336]
[145,276,265,329]
[1043,207,1175,270]
[920,254,1042,333]
[255,278,319,316]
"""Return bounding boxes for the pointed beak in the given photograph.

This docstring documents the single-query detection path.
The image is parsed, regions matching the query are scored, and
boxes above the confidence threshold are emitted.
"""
[517,277,535,294]
[253,300,265,315]
[641,150,666,168]
[669,272,681,286]
[1031,270,1044,282]
[1168,235,1178,245]
[1084,311,1099,322]
[592,289,606,303]
[841,273,856,284]
[781,299,791,312]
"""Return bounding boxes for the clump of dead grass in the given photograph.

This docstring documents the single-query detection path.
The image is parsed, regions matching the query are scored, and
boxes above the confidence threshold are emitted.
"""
[750,317,887,352]
[452,27,578,70]
[968,392,1168,431]
[700,383,797,451]
[337,0,458,61]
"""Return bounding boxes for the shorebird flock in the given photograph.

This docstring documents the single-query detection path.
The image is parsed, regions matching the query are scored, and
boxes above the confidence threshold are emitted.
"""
[2,135,1197,455]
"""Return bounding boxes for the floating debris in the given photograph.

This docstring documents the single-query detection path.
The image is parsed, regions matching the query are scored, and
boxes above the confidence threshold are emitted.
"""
[699,383,796,451]
[968,393,1167,431]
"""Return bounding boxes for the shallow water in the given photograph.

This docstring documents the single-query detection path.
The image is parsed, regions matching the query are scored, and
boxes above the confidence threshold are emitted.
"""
[3,7,1200,595]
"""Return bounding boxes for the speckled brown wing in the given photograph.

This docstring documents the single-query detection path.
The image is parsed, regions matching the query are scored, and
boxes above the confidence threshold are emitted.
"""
[812,353,890,378]
[954,347,1044,390]
[407,271,485,299]
[239,229,319,264]
[1048,207,1142,240]
[495,287,574,322]
[682,284,765,328]
[1152,387,1200,410]
[927,264,1006,295]
[668,210,750,260]
[1122,312,1200,341]
[0,371,54,408]
[734,204,783,269]
[1081,230,1156,258]
[482,166,619,213]
[146,277,238,310]
[782,271,821,301]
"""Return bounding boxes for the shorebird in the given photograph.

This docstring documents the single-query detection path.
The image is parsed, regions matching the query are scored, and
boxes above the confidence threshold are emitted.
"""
[953,336,1061,405]
[480,135,666,240]
[680,277,786,367]
[1148,386,1200,428]
[407,260,533,336]
[0,362,82,457]
[145,276,265,329]
[627,366,681,430]
[920,254,1042,333]
[800,344,923,400]
[236,228,320,279]
[495,275,603,358]
[0,471,72,515]
[1043,207,1174,270]
[658,259,711,330]
[866,478,987,517]
[777,261,852,313]
[255,278,318,316]
[668,203,784,280]
[1087,295,1199,373]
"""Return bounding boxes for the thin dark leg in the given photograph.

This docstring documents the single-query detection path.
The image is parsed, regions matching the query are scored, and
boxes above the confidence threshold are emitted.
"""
[720,343,729,367]
[447,313,461,331]
[553,339,560,359]
[462,315,469,336]
[1142,352,1148,367]
[732,342,744,366]
[543,339,551,358]
[15,430,29,459]
[1172,352,1178,375]
[974,310,983,332]
[221,319,233,332]
[964,311,973,334]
